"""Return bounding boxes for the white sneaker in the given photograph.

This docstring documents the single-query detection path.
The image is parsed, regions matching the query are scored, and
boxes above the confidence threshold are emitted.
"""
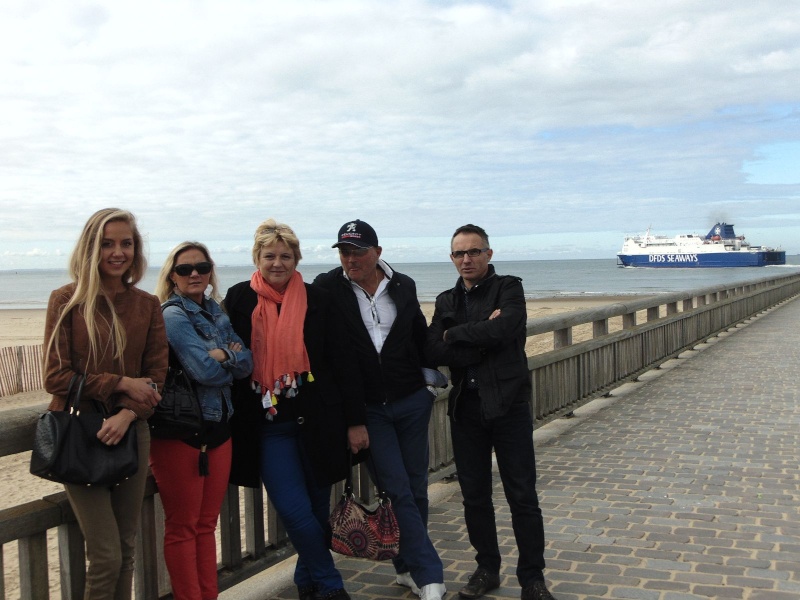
[396,572,420,595]
[419,582,446,600]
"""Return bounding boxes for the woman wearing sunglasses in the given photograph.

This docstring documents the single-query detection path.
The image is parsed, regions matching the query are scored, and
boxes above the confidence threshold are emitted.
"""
[224,219,365,600]
[152,242,253,600]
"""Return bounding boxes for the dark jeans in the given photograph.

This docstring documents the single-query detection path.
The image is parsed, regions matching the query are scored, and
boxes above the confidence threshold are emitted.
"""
[259,421,343,595]
[451,392,546,586]
[366,387,444,588]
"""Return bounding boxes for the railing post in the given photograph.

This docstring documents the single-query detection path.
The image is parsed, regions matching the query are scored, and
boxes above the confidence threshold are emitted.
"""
[244,486,266,559]
[666,302,678,315]
[266,500,286,548]
[19,532,49,600]
[135,493,160,600]
[58,520,86,600]
[554,327,572,349]
[622,312,636,329]
[592,319,608,337]
[220,485,242,568]
[647,306,659,321]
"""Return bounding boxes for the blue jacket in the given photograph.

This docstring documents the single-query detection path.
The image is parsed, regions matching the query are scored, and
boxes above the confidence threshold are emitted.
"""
[162,294,253,422]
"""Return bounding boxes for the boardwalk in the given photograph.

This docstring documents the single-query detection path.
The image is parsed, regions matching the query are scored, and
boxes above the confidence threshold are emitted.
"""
[224,297,800,600]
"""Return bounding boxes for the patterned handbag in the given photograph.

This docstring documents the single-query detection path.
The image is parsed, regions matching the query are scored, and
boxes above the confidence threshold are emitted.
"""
[329,453,400,561]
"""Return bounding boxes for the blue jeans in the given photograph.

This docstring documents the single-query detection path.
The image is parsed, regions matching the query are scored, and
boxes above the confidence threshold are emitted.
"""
[366,387,444,588]
[450,392,546,587]
[259,421,343,595]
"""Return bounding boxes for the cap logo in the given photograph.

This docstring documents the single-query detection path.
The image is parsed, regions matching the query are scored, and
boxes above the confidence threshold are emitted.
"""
[346,222,358,232]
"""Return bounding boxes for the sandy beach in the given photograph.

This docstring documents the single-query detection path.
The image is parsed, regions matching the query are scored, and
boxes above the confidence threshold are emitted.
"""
[0,295,637,415]
[0,296,637,596]
[0,295,637,504]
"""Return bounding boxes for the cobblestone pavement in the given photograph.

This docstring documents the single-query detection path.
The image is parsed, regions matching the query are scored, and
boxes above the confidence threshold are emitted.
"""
[263,298,800,600]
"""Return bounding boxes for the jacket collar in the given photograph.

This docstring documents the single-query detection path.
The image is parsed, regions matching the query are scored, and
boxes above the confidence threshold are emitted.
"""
[455,263,497,294]
[166,292,214,316]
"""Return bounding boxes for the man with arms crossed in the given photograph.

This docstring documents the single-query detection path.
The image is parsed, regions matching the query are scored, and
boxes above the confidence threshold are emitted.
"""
[426,224,557,600]
[314,220,447,600]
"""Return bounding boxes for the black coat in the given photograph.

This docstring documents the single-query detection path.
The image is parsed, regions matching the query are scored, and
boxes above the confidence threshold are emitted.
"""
[426,264,531,420]
[313,266,430,405]
[224,280,365,488]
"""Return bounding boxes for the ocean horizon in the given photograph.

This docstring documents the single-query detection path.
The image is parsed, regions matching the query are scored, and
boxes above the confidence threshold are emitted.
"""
[3,258,800,310]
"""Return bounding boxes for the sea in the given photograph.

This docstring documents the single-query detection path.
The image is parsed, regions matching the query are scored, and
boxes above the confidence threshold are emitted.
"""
[2,258,800,310]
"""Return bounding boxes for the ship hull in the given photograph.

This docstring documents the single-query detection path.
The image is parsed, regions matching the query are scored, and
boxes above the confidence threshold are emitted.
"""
[617,250,786,268]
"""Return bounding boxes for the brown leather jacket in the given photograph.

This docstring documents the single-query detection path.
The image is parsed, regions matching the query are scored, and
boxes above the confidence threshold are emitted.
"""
[44,283,169,419]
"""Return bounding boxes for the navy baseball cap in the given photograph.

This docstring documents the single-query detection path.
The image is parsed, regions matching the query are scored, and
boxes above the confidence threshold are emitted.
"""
[332,220,379,248]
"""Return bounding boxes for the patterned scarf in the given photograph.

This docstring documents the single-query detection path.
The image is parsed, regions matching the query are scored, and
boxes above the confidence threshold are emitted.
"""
[249,270,311,418]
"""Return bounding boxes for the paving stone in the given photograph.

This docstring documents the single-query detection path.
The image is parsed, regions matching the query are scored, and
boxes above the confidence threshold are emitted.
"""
[249,298,800,600]
[691,584,743,598]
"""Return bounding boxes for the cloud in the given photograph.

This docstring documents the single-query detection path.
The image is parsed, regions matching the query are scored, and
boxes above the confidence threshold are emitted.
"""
[2,0,800,269]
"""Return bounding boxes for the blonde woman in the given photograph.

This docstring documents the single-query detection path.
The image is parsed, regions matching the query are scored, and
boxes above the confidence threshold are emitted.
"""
[43,208,168,600]
[225,219,366,600]
[152,242,252,600]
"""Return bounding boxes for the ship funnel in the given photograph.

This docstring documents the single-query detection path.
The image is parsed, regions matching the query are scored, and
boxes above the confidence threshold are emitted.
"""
[705,223,736,240]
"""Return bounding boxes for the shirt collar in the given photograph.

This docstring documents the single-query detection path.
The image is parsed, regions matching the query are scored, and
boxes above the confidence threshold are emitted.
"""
[342,258,394,283]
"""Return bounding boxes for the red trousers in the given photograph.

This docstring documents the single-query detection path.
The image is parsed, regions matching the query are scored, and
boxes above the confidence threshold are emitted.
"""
[149,438,232,600]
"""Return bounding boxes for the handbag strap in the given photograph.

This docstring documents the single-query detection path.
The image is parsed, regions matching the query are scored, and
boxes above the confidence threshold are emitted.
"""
[345,451,391,503]
[64,373,86,414]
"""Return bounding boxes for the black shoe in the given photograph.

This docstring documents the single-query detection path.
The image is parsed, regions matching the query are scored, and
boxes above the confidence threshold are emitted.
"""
[298,584,320,600]
[521,581,556,600]
[321,589,351,600]
[459,567,501,599]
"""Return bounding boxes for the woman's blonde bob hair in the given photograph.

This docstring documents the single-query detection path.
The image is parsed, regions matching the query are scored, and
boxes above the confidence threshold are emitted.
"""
[155,241,220,303]
[45,208,147,369]
[251,219,302,265]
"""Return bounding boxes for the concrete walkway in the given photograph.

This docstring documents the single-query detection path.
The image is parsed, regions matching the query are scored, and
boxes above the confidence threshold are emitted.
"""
[224,297,800,600]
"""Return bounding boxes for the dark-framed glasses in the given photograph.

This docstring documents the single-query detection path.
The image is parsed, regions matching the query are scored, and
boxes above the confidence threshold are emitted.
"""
[451,247,489,260]
[173,262,212,276]
[339,246,371,257]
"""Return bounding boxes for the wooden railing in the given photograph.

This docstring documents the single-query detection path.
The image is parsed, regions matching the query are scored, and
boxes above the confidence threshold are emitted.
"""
[2,270,800,599]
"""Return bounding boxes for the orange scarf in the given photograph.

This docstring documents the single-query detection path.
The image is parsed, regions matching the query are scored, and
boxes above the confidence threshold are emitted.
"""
[249,270,311,418]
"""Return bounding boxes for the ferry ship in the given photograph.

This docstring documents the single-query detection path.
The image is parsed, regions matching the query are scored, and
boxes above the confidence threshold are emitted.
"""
[617,223,786,268]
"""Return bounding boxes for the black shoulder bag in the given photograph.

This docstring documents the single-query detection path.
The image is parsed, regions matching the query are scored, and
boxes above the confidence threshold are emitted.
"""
[30,374,139,486]
[148,300,204,440]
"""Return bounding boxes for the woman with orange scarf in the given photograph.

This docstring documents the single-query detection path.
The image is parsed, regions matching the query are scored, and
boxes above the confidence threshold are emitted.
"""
[224,219,367,600]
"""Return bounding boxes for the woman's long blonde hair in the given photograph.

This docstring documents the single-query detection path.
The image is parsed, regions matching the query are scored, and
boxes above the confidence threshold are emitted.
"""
[45,208,147,370]
[155,241,220,303]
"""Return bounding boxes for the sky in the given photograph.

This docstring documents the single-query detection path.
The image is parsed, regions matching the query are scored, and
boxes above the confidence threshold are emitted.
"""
[2,0,800,270]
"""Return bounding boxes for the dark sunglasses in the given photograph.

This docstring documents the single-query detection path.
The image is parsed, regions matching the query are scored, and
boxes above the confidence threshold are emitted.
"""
[173,262,212,276]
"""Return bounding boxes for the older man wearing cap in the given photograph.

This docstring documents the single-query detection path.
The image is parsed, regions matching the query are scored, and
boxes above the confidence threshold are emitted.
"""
[314,220,447,600]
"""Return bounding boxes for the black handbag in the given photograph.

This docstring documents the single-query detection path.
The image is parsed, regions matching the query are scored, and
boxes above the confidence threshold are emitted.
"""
[30,374,139,486]
[148,349,203,440]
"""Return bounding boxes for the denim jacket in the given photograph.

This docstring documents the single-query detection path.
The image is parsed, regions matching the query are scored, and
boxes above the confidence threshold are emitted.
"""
[162,293,253,422]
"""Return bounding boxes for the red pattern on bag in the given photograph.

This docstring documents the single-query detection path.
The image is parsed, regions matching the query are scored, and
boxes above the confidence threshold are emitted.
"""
[329,494,400,561]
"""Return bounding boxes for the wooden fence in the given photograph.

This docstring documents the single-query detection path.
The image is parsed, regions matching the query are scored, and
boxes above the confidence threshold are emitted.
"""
[0,345,43,397]
[1,270,800,599]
